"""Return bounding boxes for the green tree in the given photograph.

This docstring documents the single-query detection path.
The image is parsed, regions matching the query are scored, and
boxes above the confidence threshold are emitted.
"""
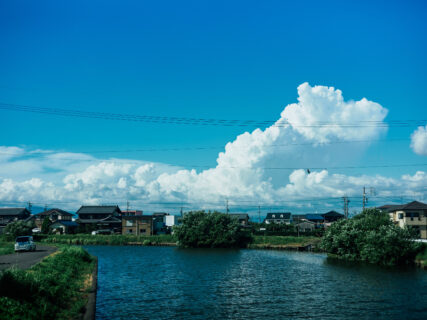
[4,221,34,241]
[321,208,422,266]
[41,217,51,234]
[174,211,253,248]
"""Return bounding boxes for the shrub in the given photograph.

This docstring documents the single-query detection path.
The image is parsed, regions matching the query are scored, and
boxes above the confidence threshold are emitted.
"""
[321,208,422,266]
[4,221,34,241]
[174,211,253,248]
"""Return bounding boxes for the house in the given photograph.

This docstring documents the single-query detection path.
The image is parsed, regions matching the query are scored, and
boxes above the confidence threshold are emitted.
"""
[122,215,153,236]
[305,214,325,225]
[50,220,79,234]
[165,215,180,227]
[26,208,74,230]
[322,211,344,223]
[229,213,250,226]
[152,212,169,234]
[0,208,31,234]
[296,220,316,233]
[382,201,427,239]
[291,214,307,224]
[120,210,143,216]
[76,205,122,233]
[264,212,291,224]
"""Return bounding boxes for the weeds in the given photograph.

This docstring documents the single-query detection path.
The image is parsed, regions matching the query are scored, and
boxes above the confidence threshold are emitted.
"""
[0,246,95,320]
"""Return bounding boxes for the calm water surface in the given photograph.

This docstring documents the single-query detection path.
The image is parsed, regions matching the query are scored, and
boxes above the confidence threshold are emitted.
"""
[84,246,427,320]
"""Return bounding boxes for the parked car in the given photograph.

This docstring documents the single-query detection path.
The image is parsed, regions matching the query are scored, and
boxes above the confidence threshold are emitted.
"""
[15,236,36,252]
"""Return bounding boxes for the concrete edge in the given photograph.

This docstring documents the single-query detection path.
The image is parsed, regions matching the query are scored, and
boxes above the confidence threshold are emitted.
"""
[83,256,98,320]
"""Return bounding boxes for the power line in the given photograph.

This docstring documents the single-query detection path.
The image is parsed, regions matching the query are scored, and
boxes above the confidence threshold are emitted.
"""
[0,138,410,156]
[1,102,426,128]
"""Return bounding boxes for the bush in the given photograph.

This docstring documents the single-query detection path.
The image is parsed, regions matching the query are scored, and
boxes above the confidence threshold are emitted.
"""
[174,211,253,248]
[4,220,35,241]
[321,208,422,266]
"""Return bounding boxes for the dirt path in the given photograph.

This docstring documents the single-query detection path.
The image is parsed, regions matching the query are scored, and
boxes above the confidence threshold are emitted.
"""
[0,245,57,271]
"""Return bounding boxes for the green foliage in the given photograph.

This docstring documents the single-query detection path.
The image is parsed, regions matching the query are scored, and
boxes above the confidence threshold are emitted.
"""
[252,235,318,246]
[41,217,51,234]
[321,208,422,266]
[174,211,253,248]
[41,233,175,246]
[0,246,95,320]
[4,220,34,241]
[0,239,14,255]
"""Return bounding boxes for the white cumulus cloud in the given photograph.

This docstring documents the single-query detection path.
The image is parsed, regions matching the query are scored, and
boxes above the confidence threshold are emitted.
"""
[410,125,427,155]
[0,83,425,213]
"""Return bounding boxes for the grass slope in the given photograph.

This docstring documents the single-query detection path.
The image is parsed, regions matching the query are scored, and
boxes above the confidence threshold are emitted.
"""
[0,246,95,320]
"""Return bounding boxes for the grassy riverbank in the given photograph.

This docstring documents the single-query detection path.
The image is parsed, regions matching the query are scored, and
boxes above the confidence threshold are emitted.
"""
[250,235,321,250]
[0,239,14,255]
[0,246,96,320]
[40,233,321,249]
[41,233,177,246]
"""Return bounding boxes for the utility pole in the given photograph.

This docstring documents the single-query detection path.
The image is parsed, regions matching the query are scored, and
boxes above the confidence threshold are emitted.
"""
[226,199,229,214]
[126,200,130,214]
[363,186,376,211]
[362,187,367,211]
[342,196,349,219]
[258,206,261,223]
[27,202,32,214]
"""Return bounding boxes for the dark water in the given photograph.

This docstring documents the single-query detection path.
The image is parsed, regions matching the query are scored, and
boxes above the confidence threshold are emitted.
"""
[84,246,427,320]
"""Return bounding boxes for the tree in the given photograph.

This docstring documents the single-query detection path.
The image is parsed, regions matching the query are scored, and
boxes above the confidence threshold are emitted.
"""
[321,208,422,266]
[174,211,253,248]
[4,220,34,241]
[41,217,51,234]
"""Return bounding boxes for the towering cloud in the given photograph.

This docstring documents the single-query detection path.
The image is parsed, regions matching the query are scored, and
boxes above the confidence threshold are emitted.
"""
[0,83,424,211]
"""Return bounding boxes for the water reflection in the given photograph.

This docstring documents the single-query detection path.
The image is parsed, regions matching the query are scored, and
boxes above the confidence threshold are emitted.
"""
[85,246,427,320]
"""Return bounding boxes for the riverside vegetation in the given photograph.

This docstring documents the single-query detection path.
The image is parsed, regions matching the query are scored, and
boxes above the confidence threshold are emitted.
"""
[321,208,425,266]
[174,211,253,248]
[0,246,96,320]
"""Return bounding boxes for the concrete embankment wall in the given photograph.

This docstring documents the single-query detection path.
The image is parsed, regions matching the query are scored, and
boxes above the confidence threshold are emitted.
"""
[84,257,98,320]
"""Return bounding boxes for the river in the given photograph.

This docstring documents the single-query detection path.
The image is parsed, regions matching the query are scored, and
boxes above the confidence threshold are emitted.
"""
[84,246,427,320]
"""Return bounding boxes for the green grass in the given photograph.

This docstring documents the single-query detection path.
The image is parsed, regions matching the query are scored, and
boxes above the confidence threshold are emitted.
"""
[41,233,176,246]
[416,244,427,268]
[0,239,14,255]
[252,235,319,246]
[0,246,96,320]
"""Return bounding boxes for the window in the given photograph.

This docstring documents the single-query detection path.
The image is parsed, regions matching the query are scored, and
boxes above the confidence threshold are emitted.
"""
[140,229,146,233]
[398,213,404,219]
[126,220,133,227]
[280,214,283,218]
[127,229,133,234]
[272,214,275,218]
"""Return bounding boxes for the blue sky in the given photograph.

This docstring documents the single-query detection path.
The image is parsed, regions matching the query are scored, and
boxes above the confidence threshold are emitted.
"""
[0,0,426,214]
